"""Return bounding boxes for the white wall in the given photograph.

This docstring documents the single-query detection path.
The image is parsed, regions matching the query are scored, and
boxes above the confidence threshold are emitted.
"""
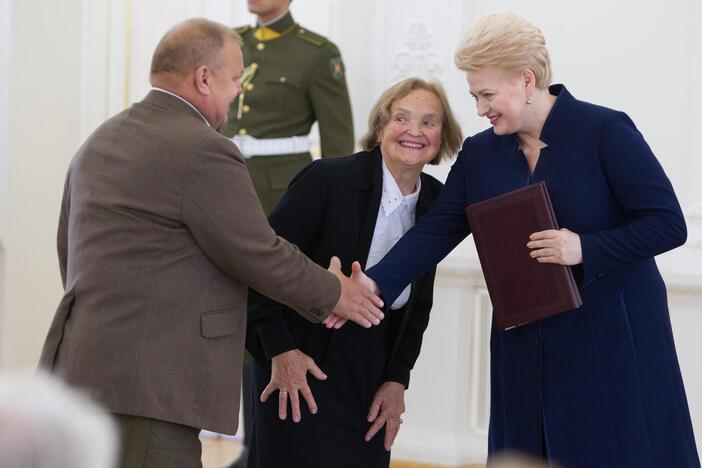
[1,0,700,465]
[1,0,83,369]
[0,0,12,365]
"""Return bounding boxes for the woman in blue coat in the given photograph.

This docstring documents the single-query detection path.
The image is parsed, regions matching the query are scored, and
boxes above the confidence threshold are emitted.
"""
[328,12,700,468]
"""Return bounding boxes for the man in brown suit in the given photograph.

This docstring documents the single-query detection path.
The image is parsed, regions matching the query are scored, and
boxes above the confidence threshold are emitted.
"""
[37,18,383,468]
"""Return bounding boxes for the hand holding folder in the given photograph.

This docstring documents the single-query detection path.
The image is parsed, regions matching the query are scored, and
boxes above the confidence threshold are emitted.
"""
[465,182,582,330]
[527,227,583,266]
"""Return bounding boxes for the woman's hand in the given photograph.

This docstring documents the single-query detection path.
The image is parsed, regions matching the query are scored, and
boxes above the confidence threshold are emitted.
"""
[527,228,582,265]
[260,349,327,423]
[365,381,406,451]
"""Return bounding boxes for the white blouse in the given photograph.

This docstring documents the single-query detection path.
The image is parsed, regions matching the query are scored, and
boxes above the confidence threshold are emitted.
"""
[365,159,421,310]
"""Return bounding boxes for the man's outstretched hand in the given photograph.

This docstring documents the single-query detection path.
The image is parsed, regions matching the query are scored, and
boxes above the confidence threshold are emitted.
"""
[325,259,382,329]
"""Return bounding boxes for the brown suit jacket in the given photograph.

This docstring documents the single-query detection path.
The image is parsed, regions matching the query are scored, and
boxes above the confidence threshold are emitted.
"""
[38,90,340,434]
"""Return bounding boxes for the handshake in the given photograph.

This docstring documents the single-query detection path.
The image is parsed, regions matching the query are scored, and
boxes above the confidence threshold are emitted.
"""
[325,256,383,330]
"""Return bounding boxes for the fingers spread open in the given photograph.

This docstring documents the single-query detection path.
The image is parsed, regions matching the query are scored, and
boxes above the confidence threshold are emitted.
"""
[299,385,318,415]
[384,421,400,451]
[260,382,276,403]
[367,397,382,422]
[290,391,301,423]
[365,416,385,442]
[278,390,288,420]
[308,360,327,381]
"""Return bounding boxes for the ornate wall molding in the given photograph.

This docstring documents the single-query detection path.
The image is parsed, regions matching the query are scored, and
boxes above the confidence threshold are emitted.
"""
[390,20,442,82]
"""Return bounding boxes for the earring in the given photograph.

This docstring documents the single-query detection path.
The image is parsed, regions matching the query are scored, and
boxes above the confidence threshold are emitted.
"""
[526,96,533,105]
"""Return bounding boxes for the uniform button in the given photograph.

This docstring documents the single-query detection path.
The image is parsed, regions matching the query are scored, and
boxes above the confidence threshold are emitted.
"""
[246,83,254,91]
[238,128,247,135]
[279,76,287,82]
[299,28,305,34]
[250,62,258,70]
[242,105,251,113]
[256,42,265,50]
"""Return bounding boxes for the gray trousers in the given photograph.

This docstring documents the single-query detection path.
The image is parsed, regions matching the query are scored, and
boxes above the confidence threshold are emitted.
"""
[113,413,202,468]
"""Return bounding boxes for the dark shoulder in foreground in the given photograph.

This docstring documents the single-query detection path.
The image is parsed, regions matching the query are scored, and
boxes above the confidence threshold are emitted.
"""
[419,171,444,198]
[562,87,622,122]
[468,84,626,149]
[285,150,360,188]
[465,126,497,150]
[312,149,372,171]
[542,85,633,141]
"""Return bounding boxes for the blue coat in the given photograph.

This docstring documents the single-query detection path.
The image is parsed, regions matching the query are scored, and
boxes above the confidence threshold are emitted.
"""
[366,85,700,467]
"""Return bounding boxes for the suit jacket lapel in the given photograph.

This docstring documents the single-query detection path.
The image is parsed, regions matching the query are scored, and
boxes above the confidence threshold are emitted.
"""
[387,173,436,367]
[415,174,433,220]
[353,148,383,268]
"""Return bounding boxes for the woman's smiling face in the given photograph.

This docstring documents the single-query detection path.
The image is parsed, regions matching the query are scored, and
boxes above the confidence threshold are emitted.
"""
[468,66,530,136]
[379,89,444,170]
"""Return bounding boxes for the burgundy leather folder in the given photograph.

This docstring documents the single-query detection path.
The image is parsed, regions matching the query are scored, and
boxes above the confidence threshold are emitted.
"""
[465,181,582,330]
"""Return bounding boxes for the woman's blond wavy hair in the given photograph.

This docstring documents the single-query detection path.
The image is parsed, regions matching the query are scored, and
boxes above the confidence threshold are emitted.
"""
[454,12,552,89]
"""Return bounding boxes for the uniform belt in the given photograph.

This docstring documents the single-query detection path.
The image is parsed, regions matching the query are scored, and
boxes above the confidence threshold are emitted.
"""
[230,135,311,159]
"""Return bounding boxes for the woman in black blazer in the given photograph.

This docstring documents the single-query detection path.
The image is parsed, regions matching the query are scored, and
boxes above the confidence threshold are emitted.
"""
[244,77,463,467]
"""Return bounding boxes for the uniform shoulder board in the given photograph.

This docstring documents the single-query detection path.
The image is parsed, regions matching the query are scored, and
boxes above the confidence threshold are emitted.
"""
[295,27,328,47]
[235,25,252,36]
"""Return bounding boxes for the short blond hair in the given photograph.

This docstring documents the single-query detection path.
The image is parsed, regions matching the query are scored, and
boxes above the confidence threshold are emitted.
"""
[454,12,552,89]
[360,77,463,165]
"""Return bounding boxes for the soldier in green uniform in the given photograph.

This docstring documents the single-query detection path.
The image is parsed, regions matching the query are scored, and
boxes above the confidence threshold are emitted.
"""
[220,0,354,215]
[222,2,354,467]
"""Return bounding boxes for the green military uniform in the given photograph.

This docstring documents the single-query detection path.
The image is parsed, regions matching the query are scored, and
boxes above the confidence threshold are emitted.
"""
[220,12,354,214]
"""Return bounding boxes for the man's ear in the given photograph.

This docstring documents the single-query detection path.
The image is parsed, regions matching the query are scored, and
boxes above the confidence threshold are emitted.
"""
[194,65,212,95]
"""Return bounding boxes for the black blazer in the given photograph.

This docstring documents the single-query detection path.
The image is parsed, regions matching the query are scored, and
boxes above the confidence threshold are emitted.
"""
[246,148,443,387]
